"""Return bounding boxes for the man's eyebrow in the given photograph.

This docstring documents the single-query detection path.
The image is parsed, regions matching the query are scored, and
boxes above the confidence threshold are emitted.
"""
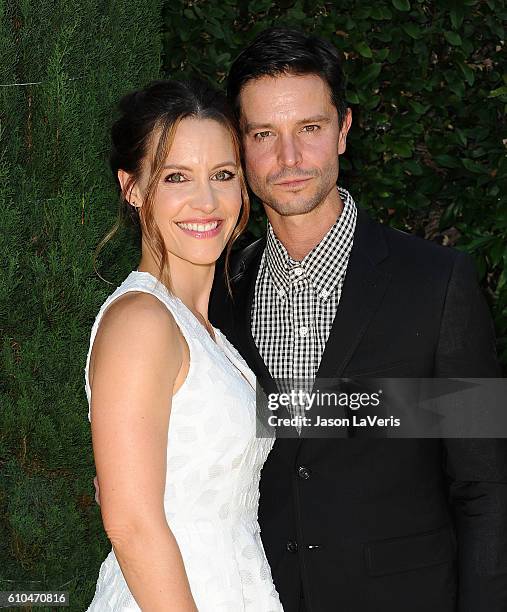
[244,122,275,133]
[296,115,331,126]
[244,115,331,133]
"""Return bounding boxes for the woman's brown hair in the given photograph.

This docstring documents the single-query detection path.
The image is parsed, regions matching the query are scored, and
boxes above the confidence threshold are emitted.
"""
[95,79,250,293]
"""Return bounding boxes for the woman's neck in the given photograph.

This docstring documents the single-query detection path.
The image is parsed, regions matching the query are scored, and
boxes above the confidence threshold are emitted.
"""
[137,253,215,322]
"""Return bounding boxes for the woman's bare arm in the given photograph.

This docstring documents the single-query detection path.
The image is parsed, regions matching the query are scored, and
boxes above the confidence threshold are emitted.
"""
[90,292,197,611]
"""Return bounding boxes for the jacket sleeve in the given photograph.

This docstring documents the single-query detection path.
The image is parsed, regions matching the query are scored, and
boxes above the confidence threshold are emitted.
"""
[435,251,507,611]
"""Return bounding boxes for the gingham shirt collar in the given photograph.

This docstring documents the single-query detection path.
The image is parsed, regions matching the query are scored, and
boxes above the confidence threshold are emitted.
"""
[265,186,356,301]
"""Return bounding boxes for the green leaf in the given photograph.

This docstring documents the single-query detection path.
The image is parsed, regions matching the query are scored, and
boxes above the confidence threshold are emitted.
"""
[403,160,423,175]
[392,142,413,157]
[444,31,462,46]
[456,60,475,86]
[448,78,465,98]
[467,235,495,251]
[364,94,381,110]
[392,0,411,11]
[355,41,373,58]
[433,154,461,169]
[450,4,465,29]
[354,63,382,87]
[455,128,468,146]
[490,239,505,266]
[488,86,507,98]
[461,158,487,173]
[375,48,390,61]
[497,269,507,293]
[402,23,421,39]
[408,100,430,115]
[346,91,360,104]
[371,7,386,20]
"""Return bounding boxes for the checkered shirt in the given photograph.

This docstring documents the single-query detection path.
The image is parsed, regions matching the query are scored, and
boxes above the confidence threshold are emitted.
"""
[251,187,357,422]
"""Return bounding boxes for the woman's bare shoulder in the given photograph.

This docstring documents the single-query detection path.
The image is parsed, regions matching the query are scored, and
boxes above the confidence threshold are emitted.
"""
[92,291,182,372]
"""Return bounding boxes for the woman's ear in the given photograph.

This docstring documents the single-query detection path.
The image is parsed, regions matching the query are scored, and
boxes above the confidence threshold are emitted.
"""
[117,169,143,209]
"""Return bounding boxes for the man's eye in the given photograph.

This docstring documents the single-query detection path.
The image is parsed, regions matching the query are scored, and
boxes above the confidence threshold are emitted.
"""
[254,131,272,140]
[165,172,186,183]
[213,170,236,181]
[302,125,319,133]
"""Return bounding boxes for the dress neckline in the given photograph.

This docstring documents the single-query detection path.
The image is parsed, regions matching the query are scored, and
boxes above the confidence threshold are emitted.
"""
[131,270,220,344]
[129,270,254,391]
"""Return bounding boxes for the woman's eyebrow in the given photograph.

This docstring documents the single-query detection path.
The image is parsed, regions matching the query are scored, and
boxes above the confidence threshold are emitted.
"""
[162,161,237,171]
[162,164,192,171]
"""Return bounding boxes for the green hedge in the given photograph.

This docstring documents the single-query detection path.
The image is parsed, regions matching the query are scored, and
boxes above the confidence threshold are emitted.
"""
[0,1,162,609]
[0,1,505,611]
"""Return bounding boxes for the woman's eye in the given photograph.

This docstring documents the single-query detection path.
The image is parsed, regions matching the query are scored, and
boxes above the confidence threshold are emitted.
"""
[213,170,236,181]
[254,131,272,140]
[165,172,186,183]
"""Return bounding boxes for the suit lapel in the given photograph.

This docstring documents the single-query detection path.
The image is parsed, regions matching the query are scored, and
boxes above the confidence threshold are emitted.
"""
[230,242,278,396]
[299,209,391,438]
[316,207,391,381]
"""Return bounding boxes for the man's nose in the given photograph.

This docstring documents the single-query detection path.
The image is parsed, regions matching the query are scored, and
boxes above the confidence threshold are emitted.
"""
[277,134,302,168]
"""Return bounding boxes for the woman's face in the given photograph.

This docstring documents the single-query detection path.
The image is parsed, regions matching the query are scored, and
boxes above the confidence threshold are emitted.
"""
[131,117,242,267]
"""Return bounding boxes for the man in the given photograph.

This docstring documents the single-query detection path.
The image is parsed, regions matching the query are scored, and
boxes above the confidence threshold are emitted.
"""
[209,27,507,612]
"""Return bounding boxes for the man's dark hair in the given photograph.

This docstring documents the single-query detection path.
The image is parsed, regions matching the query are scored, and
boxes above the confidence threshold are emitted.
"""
[227,27,348,129]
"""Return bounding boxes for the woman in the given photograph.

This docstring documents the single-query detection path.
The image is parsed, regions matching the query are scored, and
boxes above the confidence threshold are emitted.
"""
[85,79,283,611]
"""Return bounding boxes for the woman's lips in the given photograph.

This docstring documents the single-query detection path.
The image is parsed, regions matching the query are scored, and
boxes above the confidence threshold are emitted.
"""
[175,219,224,239]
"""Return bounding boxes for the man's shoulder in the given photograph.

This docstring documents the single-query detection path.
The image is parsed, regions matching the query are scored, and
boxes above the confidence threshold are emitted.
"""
[356,207,478,288]
[365,212,465,269]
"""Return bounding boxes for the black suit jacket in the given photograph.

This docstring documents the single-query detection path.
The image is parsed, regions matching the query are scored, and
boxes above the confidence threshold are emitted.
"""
[209,207,507,612]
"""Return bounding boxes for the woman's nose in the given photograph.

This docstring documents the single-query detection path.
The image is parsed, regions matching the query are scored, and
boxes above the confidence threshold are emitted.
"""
[190,180,218,213]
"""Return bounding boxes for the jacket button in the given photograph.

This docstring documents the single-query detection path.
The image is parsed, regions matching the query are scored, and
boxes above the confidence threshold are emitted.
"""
[286,540,298,553]
[298,465,311,479]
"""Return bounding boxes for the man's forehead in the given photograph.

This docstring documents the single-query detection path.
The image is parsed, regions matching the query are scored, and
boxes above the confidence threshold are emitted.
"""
[239,73,334,124]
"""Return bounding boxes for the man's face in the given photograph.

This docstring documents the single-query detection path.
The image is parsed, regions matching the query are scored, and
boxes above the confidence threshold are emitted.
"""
[239,73,350,217]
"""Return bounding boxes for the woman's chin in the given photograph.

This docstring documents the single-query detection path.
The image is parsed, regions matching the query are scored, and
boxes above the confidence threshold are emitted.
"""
[174,249,225,267]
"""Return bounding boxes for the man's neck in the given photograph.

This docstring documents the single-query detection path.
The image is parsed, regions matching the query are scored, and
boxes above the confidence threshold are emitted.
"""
[266,188,344,261]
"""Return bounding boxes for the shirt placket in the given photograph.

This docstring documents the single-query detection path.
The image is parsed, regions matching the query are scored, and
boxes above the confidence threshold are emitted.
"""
[290,267,312,424]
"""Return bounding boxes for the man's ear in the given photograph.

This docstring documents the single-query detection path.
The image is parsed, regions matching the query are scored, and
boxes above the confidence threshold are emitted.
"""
[338,107,352,156]
[117,169,143,208]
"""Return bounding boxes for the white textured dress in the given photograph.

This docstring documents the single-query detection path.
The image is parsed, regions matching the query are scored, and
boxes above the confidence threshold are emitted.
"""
[85,271,283,611]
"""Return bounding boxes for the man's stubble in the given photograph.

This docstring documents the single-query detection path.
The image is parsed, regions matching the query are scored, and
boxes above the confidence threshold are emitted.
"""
[245,158,339,218]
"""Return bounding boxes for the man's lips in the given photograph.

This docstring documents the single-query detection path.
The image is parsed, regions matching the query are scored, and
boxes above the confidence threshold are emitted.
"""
[274,177,312,187]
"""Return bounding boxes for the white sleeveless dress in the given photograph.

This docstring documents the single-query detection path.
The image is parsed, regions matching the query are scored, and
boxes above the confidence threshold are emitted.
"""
[85,271,283,612]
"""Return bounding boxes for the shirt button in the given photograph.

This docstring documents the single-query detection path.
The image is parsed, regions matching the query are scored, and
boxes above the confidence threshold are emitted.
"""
[286,540,298,553]
[319,289,329,299]
[298,326,309,337]
[278,289,286,298]
[298,466,311,480]
[293,267,304,277]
